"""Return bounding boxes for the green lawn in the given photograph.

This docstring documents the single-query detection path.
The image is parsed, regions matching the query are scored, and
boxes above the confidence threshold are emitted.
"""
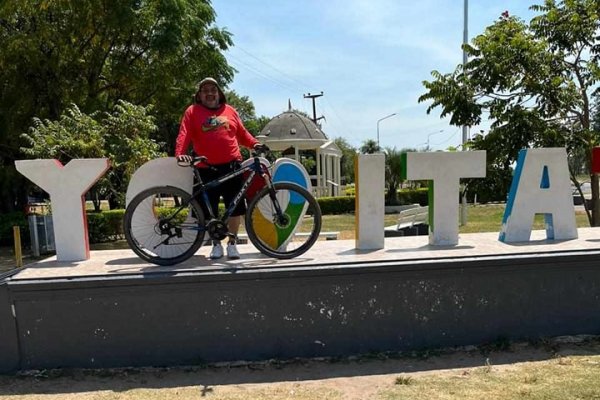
[321,204,590,239]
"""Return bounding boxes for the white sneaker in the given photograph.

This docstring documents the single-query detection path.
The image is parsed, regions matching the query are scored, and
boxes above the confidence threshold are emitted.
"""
[227,242,240,259]
[209,243,224,259]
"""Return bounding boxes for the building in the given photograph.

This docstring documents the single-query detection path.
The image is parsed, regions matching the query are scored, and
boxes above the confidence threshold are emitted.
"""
[257,106,342,197]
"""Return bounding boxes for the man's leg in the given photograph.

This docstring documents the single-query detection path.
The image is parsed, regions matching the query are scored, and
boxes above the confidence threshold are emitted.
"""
[227,215,241,239]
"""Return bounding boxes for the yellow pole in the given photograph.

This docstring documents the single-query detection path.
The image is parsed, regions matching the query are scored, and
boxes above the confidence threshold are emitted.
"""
[13,226,23,268]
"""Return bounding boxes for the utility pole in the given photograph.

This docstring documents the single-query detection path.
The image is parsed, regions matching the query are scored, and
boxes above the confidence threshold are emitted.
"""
[303,91,323,124]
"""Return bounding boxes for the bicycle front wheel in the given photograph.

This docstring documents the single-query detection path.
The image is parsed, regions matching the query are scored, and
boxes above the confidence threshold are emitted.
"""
[246,182,322,259]
[124,186,206,266]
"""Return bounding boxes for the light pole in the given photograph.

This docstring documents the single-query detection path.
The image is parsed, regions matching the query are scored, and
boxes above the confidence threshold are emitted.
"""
[426,129,444,150]
[377,113,397,148]
[462,0,469,146]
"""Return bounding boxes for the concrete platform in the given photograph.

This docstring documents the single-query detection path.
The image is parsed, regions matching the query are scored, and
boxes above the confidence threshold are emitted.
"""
[10,228,600,280]
[2,229,600,373]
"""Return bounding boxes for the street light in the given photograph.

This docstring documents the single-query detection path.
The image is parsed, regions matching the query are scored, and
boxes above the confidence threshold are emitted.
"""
[377,113,397,148]
[426,129,445,150]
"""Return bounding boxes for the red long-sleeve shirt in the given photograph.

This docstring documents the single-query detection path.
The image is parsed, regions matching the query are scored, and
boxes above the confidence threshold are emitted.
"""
[175,103,258,165]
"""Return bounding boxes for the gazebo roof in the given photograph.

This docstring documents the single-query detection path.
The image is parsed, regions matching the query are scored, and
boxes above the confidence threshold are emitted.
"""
[259,111,328,142]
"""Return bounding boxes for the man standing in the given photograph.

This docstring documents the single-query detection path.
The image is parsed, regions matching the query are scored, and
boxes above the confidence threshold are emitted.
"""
[175,77,260,260]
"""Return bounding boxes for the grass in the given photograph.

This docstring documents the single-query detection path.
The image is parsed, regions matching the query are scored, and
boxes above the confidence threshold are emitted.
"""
[320,204,590,239]
[0,353,598,399]
[380,355,600,400]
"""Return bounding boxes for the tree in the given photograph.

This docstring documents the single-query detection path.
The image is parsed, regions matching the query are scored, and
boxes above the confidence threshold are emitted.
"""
[419,0,600,225]
[21,101,164,210]
[384,147,404,204]
[360,139,381,154]
[333,137,357,184]
[245,116,271,137]
[0,0,234,211]
[226,90,256,123]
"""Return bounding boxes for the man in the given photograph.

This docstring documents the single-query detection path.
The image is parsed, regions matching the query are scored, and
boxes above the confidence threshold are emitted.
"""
[175,77,261,260]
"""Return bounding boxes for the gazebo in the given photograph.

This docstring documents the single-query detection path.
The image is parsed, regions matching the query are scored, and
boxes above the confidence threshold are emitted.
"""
[257,106,342,197]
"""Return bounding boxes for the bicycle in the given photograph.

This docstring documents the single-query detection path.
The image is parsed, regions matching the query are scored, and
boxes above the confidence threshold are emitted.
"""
[123,148,322,266]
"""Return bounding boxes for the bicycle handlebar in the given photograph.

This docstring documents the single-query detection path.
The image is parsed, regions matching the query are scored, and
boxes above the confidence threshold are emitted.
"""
[176,144,270,168]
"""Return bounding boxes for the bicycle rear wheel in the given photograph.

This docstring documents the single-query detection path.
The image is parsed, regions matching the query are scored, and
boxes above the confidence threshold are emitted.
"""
[124,186,205,266]
[246,182,322,259]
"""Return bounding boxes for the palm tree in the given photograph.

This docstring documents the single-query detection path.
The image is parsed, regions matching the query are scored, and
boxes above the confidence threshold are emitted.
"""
[384,147,404,204]
[360,139,380,154]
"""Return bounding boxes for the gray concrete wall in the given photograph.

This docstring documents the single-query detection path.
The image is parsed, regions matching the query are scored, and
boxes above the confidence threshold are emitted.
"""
[1,252,600,373]
[0,271,20,373]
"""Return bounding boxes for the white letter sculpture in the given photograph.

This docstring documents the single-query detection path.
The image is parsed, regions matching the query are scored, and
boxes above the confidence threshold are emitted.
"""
[355,153,385,250]
[403,151,486,246]
[125,157,193,206]
[15,159,110,261]
[499,148,577,242]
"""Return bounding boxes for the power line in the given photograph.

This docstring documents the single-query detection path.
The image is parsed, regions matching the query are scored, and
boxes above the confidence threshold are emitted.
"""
[236,46,310,91]
[227,53,299,93]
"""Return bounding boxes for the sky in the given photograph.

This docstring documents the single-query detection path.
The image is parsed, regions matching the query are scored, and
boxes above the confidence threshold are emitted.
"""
[211,1,538,151]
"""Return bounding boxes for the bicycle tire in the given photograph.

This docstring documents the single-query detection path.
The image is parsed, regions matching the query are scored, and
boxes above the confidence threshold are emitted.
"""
[246,182,322,259]
[124,186,205,266]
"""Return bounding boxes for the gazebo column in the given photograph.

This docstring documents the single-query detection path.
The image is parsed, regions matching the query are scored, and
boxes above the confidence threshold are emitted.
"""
[316,148,322,197]
[334,156,341,196]
[327,154,333,196]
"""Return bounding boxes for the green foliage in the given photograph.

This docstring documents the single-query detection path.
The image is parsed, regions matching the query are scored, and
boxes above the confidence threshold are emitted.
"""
[20,105,104,161]
[384,147,404,204]
[245,115,271,137]
[20,101,165,209]
[86,210,125,243]
[397,188,429,206]
[419,0,600,224]
[317,196,356,214]
[0,0,234,211]
[344,184,355,196]
[334,137,357,184]
[0,212,28,246]
[101,101,165,207]
[464,167,513,204]
[360,139,380,154]
[225,90,256,122]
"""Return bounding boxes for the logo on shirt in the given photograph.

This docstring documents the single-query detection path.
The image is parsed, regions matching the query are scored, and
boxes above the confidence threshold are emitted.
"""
[202,115,230,132]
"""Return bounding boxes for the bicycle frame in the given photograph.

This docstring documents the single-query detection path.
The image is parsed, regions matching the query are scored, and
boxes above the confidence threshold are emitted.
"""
[124,152,322,264]
[190,155,273,224]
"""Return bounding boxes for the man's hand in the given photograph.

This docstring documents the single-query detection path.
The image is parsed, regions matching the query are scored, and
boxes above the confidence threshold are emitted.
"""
[253,143,269,153]
[176,155,193,163]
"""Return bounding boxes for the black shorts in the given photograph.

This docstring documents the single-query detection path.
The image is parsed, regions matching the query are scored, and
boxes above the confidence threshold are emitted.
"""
[196,161,246,217]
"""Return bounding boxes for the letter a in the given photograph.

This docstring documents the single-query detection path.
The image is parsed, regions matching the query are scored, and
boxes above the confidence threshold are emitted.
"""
[499,148,577,242]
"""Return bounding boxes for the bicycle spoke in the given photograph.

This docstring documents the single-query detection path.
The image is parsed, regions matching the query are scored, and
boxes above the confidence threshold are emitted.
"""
[124,187,206,265]
[246,182,321,259]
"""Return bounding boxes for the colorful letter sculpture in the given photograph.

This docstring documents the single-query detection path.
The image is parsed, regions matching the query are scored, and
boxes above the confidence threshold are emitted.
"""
[15,159,110,261]
[499,148,577,242]
[402,151,487,246]
[250,158,312,251]
[355,153,386,250]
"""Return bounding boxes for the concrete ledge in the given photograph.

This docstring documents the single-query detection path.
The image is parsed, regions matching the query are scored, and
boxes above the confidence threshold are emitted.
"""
[236,231,339,244]
[1,242,600,372]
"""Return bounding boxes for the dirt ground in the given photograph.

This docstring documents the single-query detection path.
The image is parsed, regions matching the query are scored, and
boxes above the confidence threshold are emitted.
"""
[1,335,599,400]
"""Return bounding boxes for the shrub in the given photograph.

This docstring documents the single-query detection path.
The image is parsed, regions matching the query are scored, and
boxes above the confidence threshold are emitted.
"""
[397,188,429,206]
[86,210,125,243]
[317,196,355,214]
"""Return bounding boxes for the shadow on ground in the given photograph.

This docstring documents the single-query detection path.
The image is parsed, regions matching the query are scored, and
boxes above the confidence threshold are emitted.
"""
[0,336,598,395]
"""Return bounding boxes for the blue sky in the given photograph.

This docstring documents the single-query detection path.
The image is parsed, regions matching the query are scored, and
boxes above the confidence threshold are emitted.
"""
[211,1,538,150]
